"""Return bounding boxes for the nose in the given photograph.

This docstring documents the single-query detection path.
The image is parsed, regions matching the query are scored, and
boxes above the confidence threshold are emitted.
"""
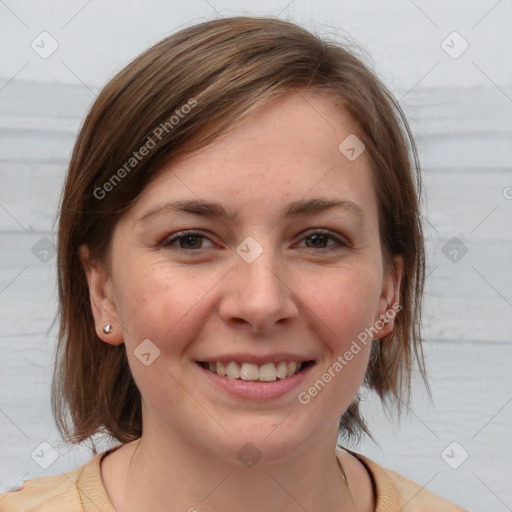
[218,244,299,333]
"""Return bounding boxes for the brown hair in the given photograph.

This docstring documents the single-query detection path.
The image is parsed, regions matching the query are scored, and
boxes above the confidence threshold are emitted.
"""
[51,15,429,447]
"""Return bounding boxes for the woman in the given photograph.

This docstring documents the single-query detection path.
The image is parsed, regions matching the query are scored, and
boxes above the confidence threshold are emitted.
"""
[0,16,467,511]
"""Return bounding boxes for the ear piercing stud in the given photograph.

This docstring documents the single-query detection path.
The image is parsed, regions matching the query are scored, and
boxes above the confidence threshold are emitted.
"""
[103,324,113,334]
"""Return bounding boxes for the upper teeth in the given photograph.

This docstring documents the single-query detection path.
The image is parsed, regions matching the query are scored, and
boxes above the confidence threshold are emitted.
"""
[205,361,304,381]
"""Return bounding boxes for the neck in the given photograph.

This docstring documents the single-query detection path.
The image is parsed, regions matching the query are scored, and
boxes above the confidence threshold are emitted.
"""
[104,431,359,512]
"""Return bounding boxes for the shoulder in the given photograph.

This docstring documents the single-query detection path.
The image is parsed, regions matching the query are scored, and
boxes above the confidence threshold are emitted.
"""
[338,448,468,512]
[0,451,115,512]
[0,470,80,511]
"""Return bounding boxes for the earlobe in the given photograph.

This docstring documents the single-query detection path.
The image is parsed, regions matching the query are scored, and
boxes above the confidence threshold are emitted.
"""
[79,244,124,346]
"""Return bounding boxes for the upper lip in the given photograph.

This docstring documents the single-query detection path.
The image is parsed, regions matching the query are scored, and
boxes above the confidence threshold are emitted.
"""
[196,353,315,365]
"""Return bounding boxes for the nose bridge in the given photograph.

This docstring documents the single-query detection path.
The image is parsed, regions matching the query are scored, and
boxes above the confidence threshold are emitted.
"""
[236,238,286,301]
[242,248,283,296]
[220,236,298,331]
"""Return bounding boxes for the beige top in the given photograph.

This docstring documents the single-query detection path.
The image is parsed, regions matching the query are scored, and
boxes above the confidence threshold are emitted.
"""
[0,445,467,511]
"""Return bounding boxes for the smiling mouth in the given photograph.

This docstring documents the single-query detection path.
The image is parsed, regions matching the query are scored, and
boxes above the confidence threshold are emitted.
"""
[197,360,315,382]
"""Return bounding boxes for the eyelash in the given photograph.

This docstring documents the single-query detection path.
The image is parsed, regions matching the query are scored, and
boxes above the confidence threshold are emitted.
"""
[161,229,348,253]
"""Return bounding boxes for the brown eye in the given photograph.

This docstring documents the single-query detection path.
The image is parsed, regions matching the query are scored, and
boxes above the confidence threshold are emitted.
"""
[162,231,213,250]
[297,230,348,252]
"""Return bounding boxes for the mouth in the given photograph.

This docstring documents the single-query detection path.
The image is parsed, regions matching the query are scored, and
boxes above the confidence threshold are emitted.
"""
[196,360,315,382]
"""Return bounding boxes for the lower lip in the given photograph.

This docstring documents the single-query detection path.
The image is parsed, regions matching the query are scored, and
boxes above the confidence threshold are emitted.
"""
[196,362,315,400]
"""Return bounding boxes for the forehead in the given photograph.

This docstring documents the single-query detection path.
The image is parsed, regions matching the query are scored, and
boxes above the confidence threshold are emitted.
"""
[176,91,365,169]
[124,91,379,227]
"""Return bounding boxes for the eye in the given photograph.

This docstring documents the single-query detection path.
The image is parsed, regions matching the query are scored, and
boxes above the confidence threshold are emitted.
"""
[162,231,214,251]
[161,229,348,252]
[295,230,348,252]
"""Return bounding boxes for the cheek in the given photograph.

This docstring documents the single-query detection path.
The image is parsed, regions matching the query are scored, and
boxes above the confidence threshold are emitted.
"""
[300,268,378,412]
[113,264,202,408]
[114,258,216,348]
[304,263,382,350]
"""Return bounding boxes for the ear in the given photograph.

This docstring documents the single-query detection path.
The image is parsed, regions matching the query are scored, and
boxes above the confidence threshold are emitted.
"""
[373,254,403,339]
[79,244,124,346]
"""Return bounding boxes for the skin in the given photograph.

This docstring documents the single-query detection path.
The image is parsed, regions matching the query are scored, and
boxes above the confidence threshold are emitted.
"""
[80,90,402,512]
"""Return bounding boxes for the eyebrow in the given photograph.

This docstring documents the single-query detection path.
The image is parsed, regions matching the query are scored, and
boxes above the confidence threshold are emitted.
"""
[137,197,366,224]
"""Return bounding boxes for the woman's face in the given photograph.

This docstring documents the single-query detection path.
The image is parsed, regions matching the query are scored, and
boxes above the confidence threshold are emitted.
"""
[83,91,401,462]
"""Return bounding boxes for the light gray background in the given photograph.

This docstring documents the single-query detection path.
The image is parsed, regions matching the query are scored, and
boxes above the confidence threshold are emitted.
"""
[1,1,511,510]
